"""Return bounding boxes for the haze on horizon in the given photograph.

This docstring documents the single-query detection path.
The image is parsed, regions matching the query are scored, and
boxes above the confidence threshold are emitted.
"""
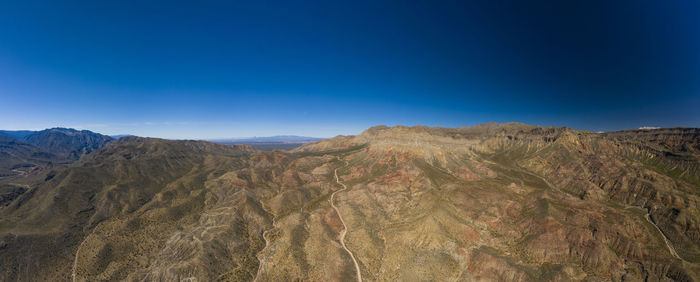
[1,0,698,139]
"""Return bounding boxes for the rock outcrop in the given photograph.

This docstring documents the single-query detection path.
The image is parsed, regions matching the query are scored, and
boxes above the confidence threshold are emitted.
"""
[0,123,698,281]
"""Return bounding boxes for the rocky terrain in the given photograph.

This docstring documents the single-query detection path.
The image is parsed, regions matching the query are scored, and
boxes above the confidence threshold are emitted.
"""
[0,123,698,281]
[0,128,113,181]
[22,128,113,159]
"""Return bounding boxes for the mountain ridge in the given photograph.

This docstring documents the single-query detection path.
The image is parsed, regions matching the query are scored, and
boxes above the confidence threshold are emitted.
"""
[0,128,113,181]
[0,123,698,281]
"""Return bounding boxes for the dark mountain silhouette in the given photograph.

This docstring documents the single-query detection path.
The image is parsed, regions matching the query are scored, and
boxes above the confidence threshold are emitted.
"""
[0,128,113,181]
[0,135,57,178]
[22,128,113,159]
[0,130,35,140]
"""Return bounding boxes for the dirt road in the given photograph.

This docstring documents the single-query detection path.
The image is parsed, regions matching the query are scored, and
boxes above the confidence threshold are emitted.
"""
[331,159,363,282]
[625,206,683,261]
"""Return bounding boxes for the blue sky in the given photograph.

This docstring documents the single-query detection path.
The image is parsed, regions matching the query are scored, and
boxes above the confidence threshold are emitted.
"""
[1,0,698,139]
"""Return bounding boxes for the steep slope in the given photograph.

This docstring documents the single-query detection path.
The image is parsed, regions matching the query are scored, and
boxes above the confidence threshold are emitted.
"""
[0,124,698,281]
[289,124,700,280]
[22,128,114,159]
[0,130,35,140]
[0,135,58,179]
[0,137,261,280]
[0,128,114,183]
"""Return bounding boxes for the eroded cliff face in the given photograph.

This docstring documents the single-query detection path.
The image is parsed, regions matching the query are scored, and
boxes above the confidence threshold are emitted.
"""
[0,124,698,281]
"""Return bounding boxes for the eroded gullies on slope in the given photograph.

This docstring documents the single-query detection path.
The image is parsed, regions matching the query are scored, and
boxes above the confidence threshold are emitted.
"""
[0,124,698,281]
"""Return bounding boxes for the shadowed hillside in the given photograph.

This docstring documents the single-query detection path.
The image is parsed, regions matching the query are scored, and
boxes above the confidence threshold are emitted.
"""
[20,128,113,159]
[0,124,698,281]
[0,128,113,182]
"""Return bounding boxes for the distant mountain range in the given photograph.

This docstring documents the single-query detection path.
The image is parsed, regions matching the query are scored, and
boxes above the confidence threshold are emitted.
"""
[0,135,57,178]
[0,128,113,180]
[110,134,134,139]
[1,123,698,280]
[210,135,324,143]
[0,129,322,180]
[209,135,325,150]
[0,130,35,140]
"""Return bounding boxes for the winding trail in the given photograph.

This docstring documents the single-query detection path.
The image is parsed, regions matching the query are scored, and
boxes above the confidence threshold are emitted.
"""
[8,183,30,190]
[331,158,363,282]
[520,164,683,261]
[71,240,83,281]
[645,213,682,260]
[72,228,96,282]
[625,206,683,261]
[253,202,275,282]
[519,165,684,261]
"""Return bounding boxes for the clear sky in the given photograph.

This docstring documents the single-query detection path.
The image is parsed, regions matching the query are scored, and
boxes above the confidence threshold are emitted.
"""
[1,0,698,139]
